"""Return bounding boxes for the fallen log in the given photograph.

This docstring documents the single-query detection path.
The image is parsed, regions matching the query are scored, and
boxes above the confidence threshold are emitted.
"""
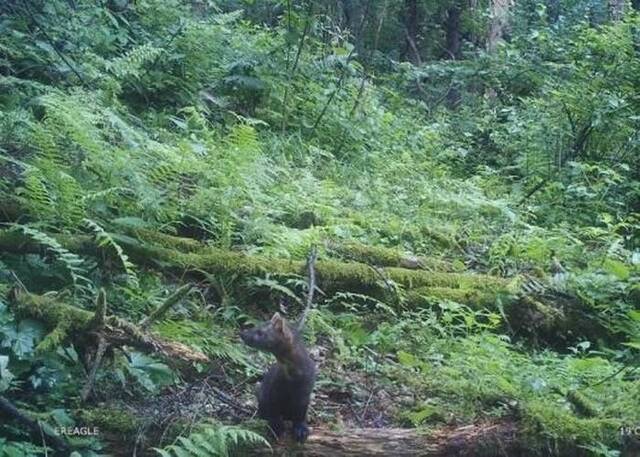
[1,228,599,338]
[114,230,514,295]
[0,228,516,308]
[0,395,70,456]
[253,421,521,456]
[324,240,455,272]
[9,288,209,366]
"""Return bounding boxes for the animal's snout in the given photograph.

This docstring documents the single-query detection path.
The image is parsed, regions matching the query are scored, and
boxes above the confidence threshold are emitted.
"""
[240,328,255,345]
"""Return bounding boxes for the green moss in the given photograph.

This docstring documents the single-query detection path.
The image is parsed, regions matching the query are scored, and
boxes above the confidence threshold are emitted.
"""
[36,320,71,353]
[522,400,622,452]
[330,241,407,265]
[12,290,94,329]
[406,287,500,308]
[77,408,141,435]
[566,390,599,418]
[133,229,203,253]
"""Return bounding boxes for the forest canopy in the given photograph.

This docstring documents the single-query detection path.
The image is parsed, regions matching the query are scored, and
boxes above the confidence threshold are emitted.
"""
[0,0,638,456]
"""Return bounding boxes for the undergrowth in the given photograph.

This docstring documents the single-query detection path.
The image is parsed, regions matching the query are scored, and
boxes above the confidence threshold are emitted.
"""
[0,1,638,456]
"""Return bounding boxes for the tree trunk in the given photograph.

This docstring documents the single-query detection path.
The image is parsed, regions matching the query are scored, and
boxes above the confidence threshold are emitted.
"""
[488,0,514,52]
[0,229,514,307]
[444,4,463,106]
[609,0,625,20]
[402,0,420,64]
[547,0,561,24]
[2,228,607,341]
[10,289,209,366]
[445,5,462,60]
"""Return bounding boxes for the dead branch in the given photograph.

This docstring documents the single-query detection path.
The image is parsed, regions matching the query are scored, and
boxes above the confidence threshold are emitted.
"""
[0,395,70,455]
[297,246,318,332]
[10,289,209,366]
[139,284,193,330]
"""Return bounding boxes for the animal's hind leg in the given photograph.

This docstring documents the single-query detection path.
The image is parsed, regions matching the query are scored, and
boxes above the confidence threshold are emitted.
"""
[267,416,284,439]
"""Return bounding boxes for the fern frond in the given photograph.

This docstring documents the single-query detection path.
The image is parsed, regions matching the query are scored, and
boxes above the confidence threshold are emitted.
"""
[20,168,55,219]
[153,423,269,457]
[226,124,260,156]
[105,43,164,80]
[13,225,93,295]
[84,219,139,287]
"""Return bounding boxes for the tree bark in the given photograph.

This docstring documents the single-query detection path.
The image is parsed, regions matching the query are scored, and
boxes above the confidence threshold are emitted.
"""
[10,288,209,366]
[402,0,420,64]
[253,421,521,456]
[488,0,514,53]
[609,0,625,20]
[445,4,462,60]
[0,229,514,306]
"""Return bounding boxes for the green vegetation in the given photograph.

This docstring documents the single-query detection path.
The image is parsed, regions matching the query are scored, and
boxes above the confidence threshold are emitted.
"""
[0,0,638,456]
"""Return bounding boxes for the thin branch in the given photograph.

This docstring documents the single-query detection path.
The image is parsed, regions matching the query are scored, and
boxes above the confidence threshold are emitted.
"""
[20,0,89,88]
[309,1,370,135]
[297,246,317,332]
[281,0,314,133]
[81,334,108,402]
[138,284,193,330]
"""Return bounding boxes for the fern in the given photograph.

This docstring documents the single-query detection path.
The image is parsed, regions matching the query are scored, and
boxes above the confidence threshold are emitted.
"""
[20,168,56,220]
[84,219,139,287]
[226,123,261,157]
[104,43,164,80]
[12,225,93,295]
[154,423,269,457]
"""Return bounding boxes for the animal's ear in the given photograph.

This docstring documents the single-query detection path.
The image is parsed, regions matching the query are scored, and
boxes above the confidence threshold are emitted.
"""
[271,312,284,331]
[271,312,282,325]
[270,312,292,340]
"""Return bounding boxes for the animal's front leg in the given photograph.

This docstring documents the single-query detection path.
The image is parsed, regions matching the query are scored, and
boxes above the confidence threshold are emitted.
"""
[292,421,309,443]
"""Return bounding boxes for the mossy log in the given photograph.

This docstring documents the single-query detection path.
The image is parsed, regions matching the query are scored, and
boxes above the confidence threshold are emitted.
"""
[253,421,521,456]
[325,240,455,271]
[121,231,517,299]
[0,395,70,456]
[0,229,588,335]
[0,229,516,309]
[10,289,209,365]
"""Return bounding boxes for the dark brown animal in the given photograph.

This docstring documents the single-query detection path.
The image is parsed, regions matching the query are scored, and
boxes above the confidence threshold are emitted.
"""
[240,312,316,442]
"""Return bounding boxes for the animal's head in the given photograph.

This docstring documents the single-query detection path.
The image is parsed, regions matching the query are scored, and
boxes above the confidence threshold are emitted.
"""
[240,312,294,355]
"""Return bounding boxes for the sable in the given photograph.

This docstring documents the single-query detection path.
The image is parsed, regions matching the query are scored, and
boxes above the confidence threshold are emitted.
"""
[240,312,316,443]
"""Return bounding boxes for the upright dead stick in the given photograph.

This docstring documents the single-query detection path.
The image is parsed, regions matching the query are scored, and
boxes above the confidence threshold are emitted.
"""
[82,288,109,402]
[297,247,317,332]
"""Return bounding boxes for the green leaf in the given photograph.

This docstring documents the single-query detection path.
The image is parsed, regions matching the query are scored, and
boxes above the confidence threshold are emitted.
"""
[628,310,640,322]
[397,351,417,367]
[602,259,630,280]
[0,354,14,392]
[50,408,75,427]
[622,342,640,350]
[4,320,45,359]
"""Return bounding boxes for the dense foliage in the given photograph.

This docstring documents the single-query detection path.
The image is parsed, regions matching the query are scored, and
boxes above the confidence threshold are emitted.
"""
[0,0,638,456]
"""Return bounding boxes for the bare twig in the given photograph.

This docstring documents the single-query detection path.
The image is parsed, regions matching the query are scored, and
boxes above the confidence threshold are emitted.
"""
[19,0,89,88]
[139,284,192,330]
[297,246,318,332]
[81,334,109,401]
[281,0,314,133]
